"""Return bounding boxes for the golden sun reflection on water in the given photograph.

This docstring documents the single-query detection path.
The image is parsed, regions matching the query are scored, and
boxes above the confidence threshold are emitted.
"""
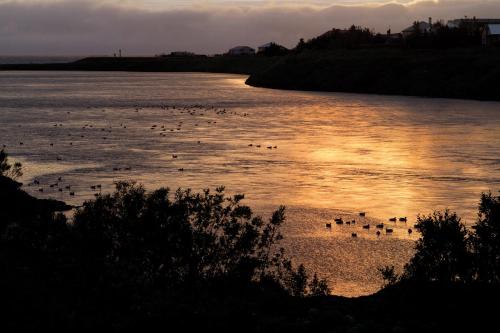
[1,71,500,296]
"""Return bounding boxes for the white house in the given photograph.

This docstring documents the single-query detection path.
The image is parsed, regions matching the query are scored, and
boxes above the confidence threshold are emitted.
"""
[401,18,432,38]
[482,24,500,46]
[227,46,255,56]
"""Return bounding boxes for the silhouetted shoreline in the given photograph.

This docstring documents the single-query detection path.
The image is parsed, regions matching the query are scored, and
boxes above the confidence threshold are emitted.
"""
[2,48,500,101]
[0,55,277,75]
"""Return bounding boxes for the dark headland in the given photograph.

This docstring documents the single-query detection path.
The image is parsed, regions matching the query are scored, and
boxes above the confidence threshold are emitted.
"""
[246,48,500,101]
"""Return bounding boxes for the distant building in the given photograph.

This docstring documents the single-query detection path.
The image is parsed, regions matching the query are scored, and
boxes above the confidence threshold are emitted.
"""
[401,18,433,38]
[227,46,255,56]
[482,24,500,46]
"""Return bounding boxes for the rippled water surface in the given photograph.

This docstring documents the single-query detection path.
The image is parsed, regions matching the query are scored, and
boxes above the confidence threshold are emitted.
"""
[1,71,500,296]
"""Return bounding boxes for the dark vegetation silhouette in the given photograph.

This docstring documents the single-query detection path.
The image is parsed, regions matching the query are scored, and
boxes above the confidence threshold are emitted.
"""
[378,192,500,286]
[294,23,483,51]
[257,43,289,57]
[2,149,500,332]
[245,24,500,101]
[0,150,330,332]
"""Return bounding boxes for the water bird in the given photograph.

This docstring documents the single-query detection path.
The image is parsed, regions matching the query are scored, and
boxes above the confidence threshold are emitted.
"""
[362,224,370,229]
[172,155,178,158]
[386,228,394,234]
[178,168,184,172]
[399,217,407,222]
[376,230,381,236]
[359,212,366,217]
[351,233,358,238]
[69,192,75,196]
[38,188,44,192]
[389,217,397,222]
[376,223,384,229]
[325,223,332,228]
[408,228,413,234]
[334,218,343,224]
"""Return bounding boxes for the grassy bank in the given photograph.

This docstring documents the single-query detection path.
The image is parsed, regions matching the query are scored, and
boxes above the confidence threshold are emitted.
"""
[246,48,500,101]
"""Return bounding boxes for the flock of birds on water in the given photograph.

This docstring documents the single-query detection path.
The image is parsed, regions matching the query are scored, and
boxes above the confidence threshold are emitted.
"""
[3,102,416,238]
[3,103,278,200]
[325,212,417,239]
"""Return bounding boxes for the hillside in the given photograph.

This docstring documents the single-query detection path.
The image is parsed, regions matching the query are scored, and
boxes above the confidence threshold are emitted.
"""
[246,48,500,101]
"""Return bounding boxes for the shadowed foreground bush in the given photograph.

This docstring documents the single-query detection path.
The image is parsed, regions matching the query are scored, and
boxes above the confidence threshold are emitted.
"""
[0,150,329,331]
[380,192,500,287]
[2,150,500,332]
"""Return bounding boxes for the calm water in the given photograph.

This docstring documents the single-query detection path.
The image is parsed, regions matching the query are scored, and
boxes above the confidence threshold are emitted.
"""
[1,71,500,296]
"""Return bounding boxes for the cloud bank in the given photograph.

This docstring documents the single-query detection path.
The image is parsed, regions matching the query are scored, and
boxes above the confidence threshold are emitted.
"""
[1,0,500,55]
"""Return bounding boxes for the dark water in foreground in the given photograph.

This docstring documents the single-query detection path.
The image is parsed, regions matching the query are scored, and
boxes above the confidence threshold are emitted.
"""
[1,71,499,296]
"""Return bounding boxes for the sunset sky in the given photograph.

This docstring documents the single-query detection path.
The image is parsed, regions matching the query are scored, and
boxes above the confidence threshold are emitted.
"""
[1,0,499,55]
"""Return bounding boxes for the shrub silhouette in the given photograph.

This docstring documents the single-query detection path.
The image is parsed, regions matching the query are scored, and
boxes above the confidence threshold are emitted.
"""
[0,148,22,179]
[0,153,330,330]
[473,192,500,282]
[385,193,500,286]
[402,211,472,282]
[71,181,316,293]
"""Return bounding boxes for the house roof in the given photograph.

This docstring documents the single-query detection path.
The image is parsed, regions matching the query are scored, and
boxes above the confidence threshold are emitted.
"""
[487,24,500,35]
